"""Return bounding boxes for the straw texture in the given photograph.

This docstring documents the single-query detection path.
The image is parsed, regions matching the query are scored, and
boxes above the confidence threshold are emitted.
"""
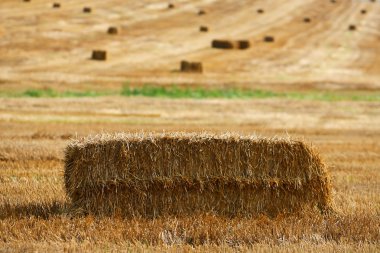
[64,133,331,217]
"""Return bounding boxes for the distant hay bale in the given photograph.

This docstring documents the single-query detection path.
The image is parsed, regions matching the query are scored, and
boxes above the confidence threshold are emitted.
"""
[180,61,203,73]
[64,133,332,218]
[264,36,275,43]
[348,25,356,31]
[198,10,206,15]
[107,27,118,35]
[212,39,234,49]
[361,9,367,14]
[304,17,311,23]
[91,50,106,61]
[83,7,92,13]
[168,3,174,9]
[212,39,250,50]
[52,3,60,8]
[237,40,250,49]
[199,26,209,32]
[257,9,264,14]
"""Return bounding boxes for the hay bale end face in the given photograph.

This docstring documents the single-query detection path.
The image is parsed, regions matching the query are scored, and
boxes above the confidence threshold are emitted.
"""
[91,50,106,61]
[83,7,92,13]
[180,61,203,73]
[107,27,118,35]
[64,133,332,218]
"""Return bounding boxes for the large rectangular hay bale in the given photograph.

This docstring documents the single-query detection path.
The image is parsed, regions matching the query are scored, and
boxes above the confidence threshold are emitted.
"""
[64,133,331,217]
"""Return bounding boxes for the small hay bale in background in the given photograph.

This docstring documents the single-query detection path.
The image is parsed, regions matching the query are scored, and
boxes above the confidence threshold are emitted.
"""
[91,50,106,61]
[83,7,92,13]
[180,61,203,73]
[304,17,311,23]
[211,40,250,50]
[212,39,234,49]
[198,10,206,15]
[199,26,209,32]
[52,3,60,8]
[264,36,275,43]
[64,133,332,218]
[348,25,356,31]
[237,40,250,49]
[107,27,118,35]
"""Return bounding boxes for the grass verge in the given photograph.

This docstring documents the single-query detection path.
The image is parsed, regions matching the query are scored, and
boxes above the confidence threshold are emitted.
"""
[0,85,379,101]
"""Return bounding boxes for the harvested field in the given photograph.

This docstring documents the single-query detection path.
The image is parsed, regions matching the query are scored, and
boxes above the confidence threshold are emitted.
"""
[0,97,379,251]
[1,0,380,251]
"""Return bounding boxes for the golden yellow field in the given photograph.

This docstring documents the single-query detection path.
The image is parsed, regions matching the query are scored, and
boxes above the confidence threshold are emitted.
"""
[1,0,380,252]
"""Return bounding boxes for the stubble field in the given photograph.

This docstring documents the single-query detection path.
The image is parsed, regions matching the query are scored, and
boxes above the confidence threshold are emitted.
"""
[1,0,380,252]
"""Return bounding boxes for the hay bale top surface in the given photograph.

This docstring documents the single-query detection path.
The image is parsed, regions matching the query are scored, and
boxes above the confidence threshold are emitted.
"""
[68,132,300,147]
[65,132,327,185]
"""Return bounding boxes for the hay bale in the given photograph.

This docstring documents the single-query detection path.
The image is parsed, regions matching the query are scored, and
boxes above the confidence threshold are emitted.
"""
[257,9,264,14]
[304,17,311,23]
[91,50,106,61]
[83,7,92,13]
[64,133,332,218]
[52,3,60,8]
[180,61,203,73]
[107,27,118,35]
[212,39,234,49]
[264,36,275,43]
[168,3,174,9]
[199,26,209,32]
[211,40,250,50]
[348,25,356,31]
[361,9,367,14]
[198,10,206,15]
[237,40,250,49]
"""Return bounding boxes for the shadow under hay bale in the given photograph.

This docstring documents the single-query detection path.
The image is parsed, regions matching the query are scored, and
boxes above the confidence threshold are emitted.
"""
[23,0,31,2]
[348,25,356,31]
[199,26,208,32]
[264,36,275,42]
[180,61,203,73]
[212,39,250,50]
[107,27,118,35]
[53,3,60,8]
[83,7,92,13]
[64,133,332,218]
[91,50,106,61]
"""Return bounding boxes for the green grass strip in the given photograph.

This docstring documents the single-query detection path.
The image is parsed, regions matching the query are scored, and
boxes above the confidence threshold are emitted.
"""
[0,85,379,102]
